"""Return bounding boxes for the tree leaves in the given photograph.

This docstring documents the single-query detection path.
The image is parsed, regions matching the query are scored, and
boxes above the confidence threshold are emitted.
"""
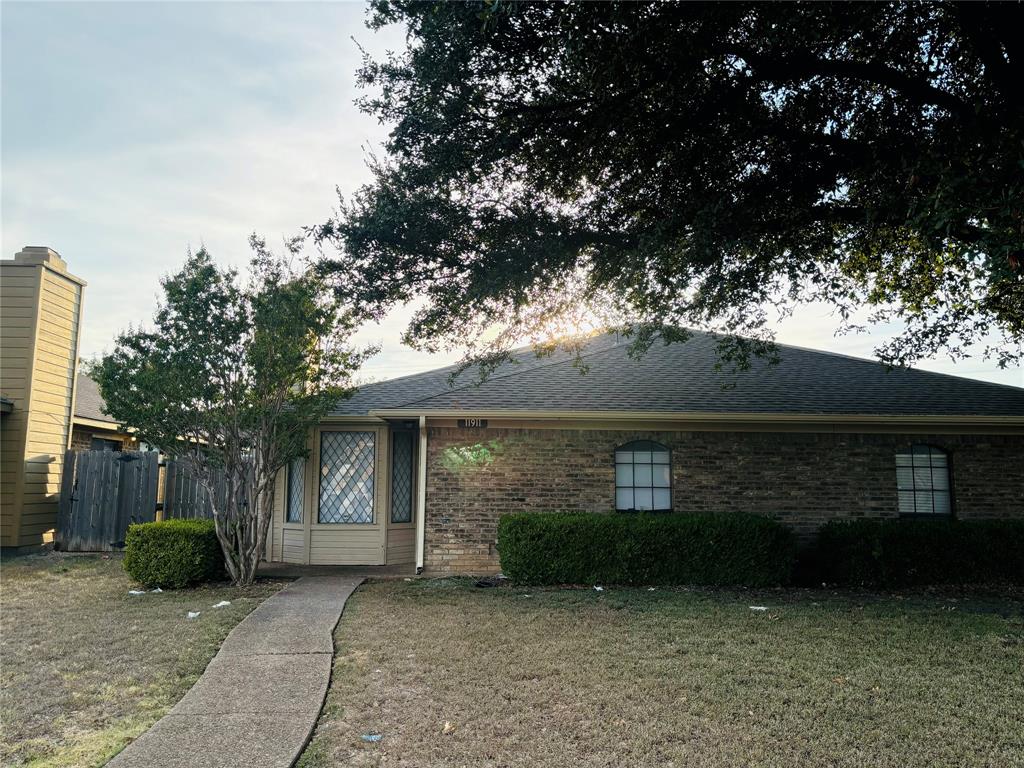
[316,1,1023,368]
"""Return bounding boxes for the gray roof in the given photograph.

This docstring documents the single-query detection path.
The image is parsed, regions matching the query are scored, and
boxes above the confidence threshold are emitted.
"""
[331,332,1024,418]
[74,373,117,424]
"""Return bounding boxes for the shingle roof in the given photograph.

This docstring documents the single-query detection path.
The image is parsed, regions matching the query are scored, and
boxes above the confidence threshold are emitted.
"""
[331,331,1024,418]
[74,373,117,424]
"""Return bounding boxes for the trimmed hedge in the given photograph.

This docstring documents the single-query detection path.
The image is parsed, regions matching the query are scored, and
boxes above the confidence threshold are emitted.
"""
[815,518,1024,587]
[123,519,226,589]
[497,511,796,586]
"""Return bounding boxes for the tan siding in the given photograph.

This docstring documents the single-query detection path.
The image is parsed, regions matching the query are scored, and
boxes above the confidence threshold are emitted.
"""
[0,263,42,545]
[1,262,84,547]
[386,526,415,564]
[308,527,385,565]
[282,528,306,563]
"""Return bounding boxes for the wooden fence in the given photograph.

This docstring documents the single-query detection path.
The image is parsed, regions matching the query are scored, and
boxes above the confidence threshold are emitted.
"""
[163,459,217,519]
[57,450,160,551]
[56,450,251,551]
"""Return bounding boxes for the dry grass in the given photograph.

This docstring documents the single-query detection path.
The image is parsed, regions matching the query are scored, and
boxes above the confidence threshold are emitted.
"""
[0,552,282,768]
[300,579,1024,768]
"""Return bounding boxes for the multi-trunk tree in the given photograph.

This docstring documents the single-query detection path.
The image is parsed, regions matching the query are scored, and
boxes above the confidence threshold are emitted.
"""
[94,238,373,585]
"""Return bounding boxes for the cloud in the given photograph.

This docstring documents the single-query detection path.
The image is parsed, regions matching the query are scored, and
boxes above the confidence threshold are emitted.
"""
[2,2,1020,387]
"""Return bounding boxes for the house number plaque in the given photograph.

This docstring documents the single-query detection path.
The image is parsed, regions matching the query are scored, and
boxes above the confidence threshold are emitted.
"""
[457,418,488,428]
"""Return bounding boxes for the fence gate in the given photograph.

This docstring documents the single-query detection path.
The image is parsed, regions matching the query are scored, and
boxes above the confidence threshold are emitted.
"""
[57,450,160,551]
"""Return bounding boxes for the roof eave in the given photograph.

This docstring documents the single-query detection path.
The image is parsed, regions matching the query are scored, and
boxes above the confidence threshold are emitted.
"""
[367,408,1024,428]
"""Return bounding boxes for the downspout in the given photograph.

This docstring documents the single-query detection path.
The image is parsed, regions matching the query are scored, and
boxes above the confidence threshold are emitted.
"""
[414,415,427,574]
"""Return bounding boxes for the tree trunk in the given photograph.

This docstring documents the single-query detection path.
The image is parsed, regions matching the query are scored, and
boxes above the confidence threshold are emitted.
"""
[216,470,276,587]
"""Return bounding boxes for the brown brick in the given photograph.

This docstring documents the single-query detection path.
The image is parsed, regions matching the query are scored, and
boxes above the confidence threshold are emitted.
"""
[423,427,1024,574]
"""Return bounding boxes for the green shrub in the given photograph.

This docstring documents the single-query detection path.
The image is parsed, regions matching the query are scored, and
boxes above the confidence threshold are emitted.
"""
[123,519,226,589]
[497,511,796,587]
[815,518,1024,587]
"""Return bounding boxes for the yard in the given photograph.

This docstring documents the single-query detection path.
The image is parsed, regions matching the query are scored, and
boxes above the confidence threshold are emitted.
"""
[0,553,282,768]
[300,579,1024,768]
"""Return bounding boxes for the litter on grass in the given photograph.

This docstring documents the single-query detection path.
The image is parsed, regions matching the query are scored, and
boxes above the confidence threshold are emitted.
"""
[443,721,456,735]
[647,587,656,591]
[749,606,769,611]
[186,611,201,619]
[360,734,382,743]
[150,587,163,593]
[212,600,231,608]
[594,585,605,592]
[128,590,146,595]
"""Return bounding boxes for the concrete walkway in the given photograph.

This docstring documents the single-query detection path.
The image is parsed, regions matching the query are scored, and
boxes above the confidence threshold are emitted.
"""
[108,575,363,768]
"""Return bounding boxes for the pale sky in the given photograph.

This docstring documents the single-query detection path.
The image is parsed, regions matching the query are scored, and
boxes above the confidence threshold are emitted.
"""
[2,1,1021,387]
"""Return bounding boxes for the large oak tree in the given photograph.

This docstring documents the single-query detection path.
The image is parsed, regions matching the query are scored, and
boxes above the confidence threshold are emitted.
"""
[316,1,1022,368]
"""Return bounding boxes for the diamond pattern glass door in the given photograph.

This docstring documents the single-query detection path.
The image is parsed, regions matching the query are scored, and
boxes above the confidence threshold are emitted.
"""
[319,431,375,524]
[391,431,414,523]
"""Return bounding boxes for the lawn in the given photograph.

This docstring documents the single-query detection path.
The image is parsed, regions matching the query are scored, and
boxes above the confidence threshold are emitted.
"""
[300,579,1024,768]
[0,553,282,768]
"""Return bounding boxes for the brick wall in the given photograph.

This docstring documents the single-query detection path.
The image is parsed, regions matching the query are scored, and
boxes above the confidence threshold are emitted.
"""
[70,427,135,452]
[423,426,1024,574]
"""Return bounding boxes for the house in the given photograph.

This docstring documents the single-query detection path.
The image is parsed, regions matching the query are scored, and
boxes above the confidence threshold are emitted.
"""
[268,331,1024,573]
[0,247,85,550]
[70,372,139,452]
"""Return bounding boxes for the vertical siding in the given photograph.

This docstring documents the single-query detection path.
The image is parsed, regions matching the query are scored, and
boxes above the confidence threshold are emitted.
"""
[0,259,84,547]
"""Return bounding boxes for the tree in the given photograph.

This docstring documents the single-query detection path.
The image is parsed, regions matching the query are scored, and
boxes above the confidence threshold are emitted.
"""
[95,239,373,585]
[315,1,1023,369]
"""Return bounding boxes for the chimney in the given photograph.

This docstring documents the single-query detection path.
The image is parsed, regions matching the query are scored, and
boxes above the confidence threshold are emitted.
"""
[13,246,68,273]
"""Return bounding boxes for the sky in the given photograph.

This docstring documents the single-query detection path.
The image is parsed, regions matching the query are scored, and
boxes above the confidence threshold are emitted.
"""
[2,1,1021,388]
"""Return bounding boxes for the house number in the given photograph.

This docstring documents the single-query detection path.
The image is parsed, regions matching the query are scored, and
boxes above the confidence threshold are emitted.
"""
[458,418,488,428]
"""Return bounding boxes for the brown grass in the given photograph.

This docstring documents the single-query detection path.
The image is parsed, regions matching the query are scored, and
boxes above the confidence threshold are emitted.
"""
[299,578,1024,768]
[0,552,282,767]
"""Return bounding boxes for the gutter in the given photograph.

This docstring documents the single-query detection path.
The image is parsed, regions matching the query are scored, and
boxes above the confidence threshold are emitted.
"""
[415,415,427,574]
[368,409,1024,430]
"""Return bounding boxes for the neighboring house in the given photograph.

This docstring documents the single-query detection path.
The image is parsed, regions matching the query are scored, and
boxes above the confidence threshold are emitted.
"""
[71,372,138,452]
[267,331,1024,573]
[0,247,85,550]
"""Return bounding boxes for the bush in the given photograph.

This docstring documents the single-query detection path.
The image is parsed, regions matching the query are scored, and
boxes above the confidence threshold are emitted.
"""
[815,518,1024,587]
[497,511,796,587]
[123,519,226,589]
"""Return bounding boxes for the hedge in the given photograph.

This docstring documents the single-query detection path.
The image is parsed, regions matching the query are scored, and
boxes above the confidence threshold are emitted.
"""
[123,519,226,589]
[815,518,1024,587]
[496,511,796,587]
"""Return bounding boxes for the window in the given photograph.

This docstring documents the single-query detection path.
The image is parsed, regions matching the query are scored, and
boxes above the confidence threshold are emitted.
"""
[318,431,375,524]
[391,431,414,523]
[895,445,951,515]
[286,457,304,523]
[615,440,671,511]
[90,437,121,452]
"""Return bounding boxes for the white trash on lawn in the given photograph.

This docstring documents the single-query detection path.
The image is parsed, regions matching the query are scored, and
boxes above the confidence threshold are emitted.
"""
[128,589,146,595]
[212,600,231,608]
[150,587,163,593]
[749,606,769,611]
[593,585,605,592]
[186,611,201,619]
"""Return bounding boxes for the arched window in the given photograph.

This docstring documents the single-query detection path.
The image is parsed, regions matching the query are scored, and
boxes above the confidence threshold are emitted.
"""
[615,440,671,511]
[895,445,951,515]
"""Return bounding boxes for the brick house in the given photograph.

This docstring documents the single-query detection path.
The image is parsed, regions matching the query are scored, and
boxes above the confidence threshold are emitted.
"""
[267,332,1024,574]
[70,372,139,452]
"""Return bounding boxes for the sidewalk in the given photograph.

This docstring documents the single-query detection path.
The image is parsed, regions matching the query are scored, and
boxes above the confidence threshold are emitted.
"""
[107,575,362,768]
